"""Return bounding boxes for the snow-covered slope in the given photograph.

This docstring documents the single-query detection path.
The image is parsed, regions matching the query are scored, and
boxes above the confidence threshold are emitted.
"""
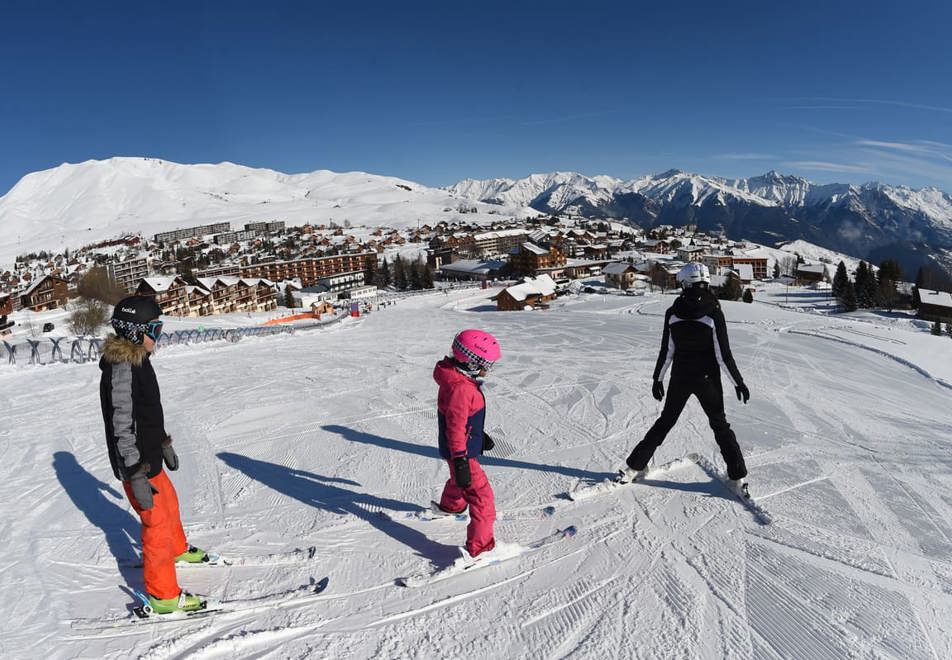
[3,288,952,658]
[0,158,536,266]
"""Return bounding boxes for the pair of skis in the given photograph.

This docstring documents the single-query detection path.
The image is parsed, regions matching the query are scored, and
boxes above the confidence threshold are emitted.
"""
[567,453,772,525]
[396,526,578,587]
[116,545,317,568]
[71,577,330,629]
[71,547,327,629]
[391,501,577,587]
[402,501,556,522]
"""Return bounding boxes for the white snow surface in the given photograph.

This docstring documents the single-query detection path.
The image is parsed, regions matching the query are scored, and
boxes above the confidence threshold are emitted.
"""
[0,158,537,266]
[3,288,952,658]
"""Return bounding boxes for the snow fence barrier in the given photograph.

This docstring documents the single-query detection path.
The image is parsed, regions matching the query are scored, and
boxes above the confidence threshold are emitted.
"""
[0,324,298,367]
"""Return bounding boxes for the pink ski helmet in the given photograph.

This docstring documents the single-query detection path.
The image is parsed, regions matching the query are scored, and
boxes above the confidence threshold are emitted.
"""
[452,329,501,374]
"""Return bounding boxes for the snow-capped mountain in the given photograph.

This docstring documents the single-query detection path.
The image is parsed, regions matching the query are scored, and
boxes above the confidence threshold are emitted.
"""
[449,170,952,278]
[0,158,536,267]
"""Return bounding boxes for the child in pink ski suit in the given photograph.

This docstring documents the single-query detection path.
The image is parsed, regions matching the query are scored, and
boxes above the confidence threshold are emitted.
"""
[434,329,502,559]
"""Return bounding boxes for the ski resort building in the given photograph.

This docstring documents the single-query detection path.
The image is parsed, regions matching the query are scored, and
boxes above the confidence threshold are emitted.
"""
[495,275,558,311]
[439,259,507,281]
[106,255,150,292]
[509,242,566,276]
[796,263,833,285]
[137,276,191,316]
[0,293,13,335]
[153,222,232,245]
[137,275,277,316]
[237,252,378,288]
[19,275,69,312]
[915,288,952,322]
[602,262,647,290]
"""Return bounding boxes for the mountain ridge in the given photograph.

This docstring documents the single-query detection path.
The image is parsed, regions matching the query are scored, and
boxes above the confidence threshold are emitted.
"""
[447,169,952,278]
[0,157,536,267]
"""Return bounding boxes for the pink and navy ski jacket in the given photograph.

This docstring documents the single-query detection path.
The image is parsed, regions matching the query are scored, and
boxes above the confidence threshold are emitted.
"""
[433,357,486,460]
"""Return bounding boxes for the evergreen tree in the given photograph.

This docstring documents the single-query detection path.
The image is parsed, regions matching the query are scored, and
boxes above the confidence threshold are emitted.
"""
[373,259,391,288]
[878,259,903,283]
[421,260,435,289]
[877,275,898,311]
[393,255,407,290]
[841,280,858,312]
[854,261,874,308]
[742,288,754,303]
[717,273,743,301]
[772,262,781,279]
[866,263,882,307]
[408,258,423,290]
[832,261,849,299]
[284,286,295,309]
[931,319,943,336]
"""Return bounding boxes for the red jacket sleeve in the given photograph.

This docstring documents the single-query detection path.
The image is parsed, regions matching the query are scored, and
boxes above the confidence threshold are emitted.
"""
[442,385,472,458]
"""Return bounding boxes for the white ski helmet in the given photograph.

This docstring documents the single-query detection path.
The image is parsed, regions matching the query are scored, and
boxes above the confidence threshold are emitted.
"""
[677,262,711,288]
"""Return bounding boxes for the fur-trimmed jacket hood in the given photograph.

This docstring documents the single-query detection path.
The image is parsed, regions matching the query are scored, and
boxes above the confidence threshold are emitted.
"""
[102,334,150,367]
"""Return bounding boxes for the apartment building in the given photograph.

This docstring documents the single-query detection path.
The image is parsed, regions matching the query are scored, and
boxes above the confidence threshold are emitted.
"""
[239,252,378,287]
[106,255,150,292]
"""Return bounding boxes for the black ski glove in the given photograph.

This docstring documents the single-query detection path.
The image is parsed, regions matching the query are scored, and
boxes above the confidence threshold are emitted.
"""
[129,464,156,511]
[482,432,494,452]
[652,380,665,401]
[735,383,750,404]
[162,435,179,471]
[453,456,472,489]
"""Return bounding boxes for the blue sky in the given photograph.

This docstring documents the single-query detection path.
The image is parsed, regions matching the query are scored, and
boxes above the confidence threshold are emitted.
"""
[3,0,952,195]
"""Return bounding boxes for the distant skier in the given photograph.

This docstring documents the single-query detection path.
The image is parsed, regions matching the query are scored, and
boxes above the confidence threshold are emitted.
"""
[618,263,752,497]
[432,329,502,562]
[99,296,209,615]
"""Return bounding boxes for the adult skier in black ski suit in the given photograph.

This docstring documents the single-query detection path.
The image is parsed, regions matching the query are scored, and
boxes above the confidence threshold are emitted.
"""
[618,263,752,496]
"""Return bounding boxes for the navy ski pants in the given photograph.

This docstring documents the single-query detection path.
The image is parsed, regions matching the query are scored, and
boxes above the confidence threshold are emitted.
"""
[627,371,747,480]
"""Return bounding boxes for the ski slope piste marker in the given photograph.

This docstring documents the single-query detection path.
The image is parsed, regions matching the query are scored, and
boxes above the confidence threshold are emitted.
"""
[397,526,578,587]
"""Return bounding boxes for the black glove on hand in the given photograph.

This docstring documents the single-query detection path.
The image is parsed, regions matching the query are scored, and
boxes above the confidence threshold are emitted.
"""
[129,464,156,510]
[453,456,472,489]
[735,383,750,404]
[162,435,179,471]
[482,432,494,452]
[652,380,665,401]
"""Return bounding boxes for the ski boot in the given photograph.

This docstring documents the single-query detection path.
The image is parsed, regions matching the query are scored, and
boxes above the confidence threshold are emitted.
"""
[727,478,750,499]
[147,590,206,615]
[174,545,210,564]
[430,501,467,517]
[615,466,646,484]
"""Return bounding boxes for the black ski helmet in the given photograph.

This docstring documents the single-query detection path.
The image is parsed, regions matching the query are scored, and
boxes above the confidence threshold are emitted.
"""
[111,296,162,343]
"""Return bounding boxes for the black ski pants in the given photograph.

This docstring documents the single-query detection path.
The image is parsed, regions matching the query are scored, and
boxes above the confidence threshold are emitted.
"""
[627,371,747,480]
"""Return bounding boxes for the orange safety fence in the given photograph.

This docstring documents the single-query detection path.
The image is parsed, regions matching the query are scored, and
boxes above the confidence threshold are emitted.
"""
[263,313,318,326]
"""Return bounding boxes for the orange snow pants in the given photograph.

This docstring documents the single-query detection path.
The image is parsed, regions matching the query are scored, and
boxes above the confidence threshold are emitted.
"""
[123,470,188,599]
[439,458,496,557]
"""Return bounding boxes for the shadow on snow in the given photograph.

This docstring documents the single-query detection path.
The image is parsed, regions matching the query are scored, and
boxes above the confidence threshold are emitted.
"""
[52,451,141,588]
[217,451,459,568]
[321,424,614,487]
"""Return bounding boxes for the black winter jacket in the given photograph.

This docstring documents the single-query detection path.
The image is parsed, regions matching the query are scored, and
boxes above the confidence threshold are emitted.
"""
[652,288,745,386]
[99,336,167,480]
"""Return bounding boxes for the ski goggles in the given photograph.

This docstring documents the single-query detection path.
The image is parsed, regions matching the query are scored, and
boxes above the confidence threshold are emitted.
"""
[145,319,164,341]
